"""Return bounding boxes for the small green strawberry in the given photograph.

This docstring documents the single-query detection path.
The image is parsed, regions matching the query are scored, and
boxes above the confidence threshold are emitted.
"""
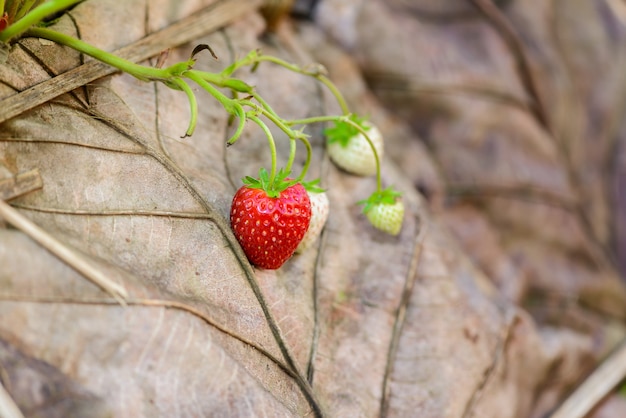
[295,180,330,254]
[325,115,384,176]
[230,168,311,269]
[359,187,404,236]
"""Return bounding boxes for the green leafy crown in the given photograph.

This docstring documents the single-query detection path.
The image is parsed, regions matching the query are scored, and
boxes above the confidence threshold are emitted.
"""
[300,178,325,194]
[358,186,402,213]
[324,114,370,147]
[242,168,298,198]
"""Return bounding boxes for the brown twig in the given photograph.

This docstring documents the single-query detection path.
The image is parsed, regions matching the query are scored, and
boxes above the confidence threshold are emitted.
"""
[0,379,24,418]
[0,199,128,303]
[549,339,626,418]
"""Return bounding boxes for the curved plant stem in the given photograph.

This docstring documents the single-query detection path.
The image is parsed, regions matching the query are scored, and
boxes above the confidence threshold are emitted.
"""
[185,70,238,110]
[254,55,351,115]
[14,0,37,21]
[289,115,382,191]
[25,27,173,81]
[249,115,278,185]
[296,134,312,183]
[241,99,293,138]
[249,91,282,122]
[171,77,198,137]
[0,0,84,43]
[343,118,382,191]
[185,70,246,144]
[285,137,296,174]
[239,98,313,181]
[190,69,252,93]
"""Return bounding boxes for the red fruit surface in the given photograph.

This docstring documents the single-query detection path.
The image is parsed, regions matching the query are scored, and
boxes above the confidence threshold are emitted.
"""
[230,183,311,269]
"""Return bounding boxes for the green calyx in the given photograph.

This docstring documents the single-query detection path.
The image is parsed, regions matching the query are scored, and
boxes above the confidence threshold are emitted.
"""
[242,167,298,199]
[324,114,370,147]
[300,178,325,194]
[358,186,402,213]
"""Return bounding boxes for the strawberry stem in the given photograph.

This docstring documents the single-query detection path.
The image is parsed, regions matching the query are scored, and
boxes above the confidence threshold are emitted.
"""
[285,137,296,174]
[234,53,351,116]
[185,71,247,145]
[249,115,278,186]
[171,77,198,138]
[239,98,313,182]
[187,69,252,93]
[287,115,383,192]
[24,26,177,80]
[296,134,312,184]
[15,0,38,21]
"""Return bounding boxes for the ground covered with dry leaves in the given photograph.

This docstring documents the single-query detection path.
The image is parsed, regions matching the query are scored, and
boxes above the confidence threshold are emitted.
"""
[1,0,626,417]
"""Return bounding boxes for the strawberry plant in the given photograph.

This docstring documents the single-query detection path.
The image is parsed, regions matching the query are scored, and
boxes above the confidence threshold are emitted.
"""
[0,0,405,269]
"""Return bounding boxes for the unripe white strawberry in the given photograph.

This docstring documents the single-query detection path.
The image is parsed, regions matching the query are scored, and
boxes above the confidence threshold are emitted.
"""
[365,199,404,235]
[295,190,329,253]
[325,118,384,177]
[359,187,404,236]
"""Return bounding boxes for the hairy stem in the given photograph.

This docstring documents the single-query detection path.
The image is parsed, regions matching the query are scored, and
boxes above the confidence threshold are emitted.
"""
[171,77,198,137]
[242,100,313,182]
[255,55,351,115]
[285,137,296,174]
[25,26,172,80]
[249,115,278,185]
[185,70,247,144]
[296,133,312,183]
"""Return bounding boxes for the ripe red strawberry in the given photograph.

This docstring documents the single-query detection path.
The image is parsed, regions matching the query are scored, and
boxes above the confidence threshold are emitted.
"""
[230,169,311,269]
[295,181,329,254]
[359,187,404,236]
[325,116,384,176]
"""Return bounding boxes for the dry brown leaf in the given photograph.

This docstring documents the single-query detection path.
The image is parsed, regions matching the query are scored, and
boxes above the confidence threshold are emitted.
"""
[1,0,624,417]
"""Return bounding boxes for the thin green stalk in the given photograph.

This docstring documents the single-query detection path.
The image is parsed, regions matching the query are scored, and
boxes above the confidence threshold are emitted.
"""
[254,55,351,115]
[7,0,21,22]
[186,70,236,110]
[296,133,312,183]
[0,0,6,19]
[186,70,247,144]
[171,77,197,137]
[285,137,296,174]
[343,117,381,191]
[241,99,293,139]
[191,70,252,94]
[25,26,169,80]
[240,99,313,181]
[249,92,282,122]
[14,0,37,21]
[0,0,84,42]
[288,115,382,192]
[249,116,277,185]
